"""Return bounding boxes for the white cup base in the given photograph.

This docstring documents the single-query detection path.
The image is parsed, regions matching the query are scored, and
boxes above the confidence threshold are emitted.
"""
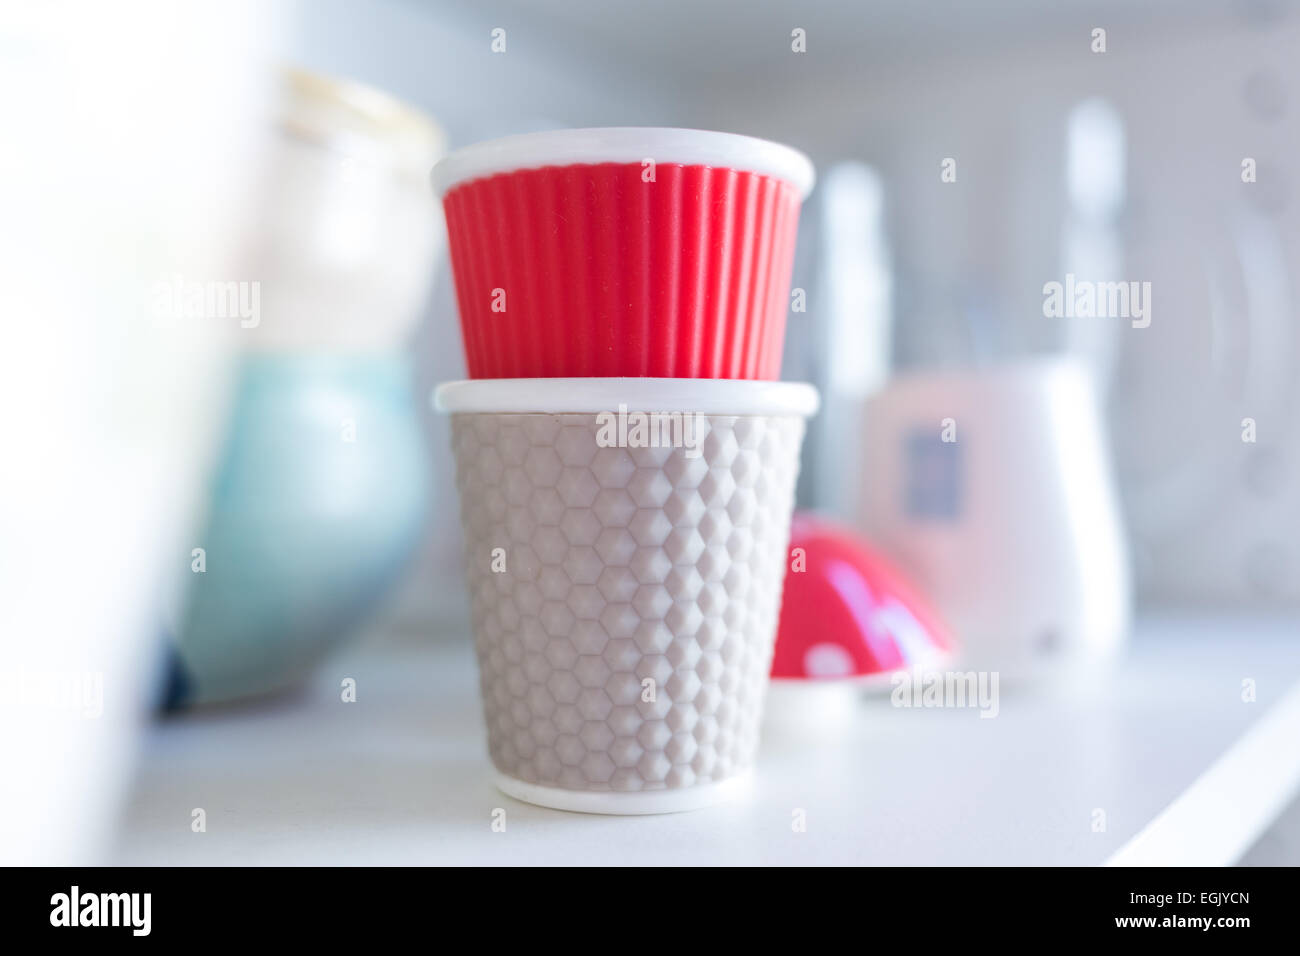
[493,770,754,815]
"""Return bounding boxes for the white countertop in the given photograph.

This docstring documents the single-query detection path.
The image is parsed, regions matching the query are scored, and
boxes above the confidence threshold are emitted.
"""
[112,613,1300,866]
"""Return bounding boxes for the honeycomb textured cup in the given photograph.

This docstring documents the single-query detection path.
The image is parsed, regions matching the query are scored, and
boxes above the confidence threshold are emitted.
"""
[451,411,805,796]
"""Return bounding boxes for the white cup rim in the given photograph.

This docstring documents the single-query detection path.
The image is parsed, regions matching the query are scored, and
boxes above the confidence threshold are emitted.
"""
[434,377,820,417]
[431,127,816,199]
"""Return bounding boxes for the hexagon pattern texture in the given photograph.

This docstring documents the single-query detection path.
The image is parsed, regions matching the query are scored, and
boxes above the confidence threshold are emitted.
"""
[451,412,805,793]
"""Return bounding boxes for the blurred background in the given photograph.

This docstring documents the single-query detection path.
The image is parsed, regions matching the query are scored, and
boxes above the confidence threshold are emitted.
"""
[387,0,1300,645]
[2,0,1297,864]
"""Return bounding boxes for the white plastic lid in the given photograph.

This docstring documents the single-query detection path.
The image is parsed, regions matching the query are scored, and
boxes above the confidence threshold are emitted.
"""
[431,127,815,198]
[434,377,820,417]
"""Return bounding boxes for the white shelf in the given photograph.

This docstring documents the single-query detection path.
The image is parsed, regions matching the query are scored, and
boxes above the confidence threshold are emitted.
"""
[112,613,1300,866]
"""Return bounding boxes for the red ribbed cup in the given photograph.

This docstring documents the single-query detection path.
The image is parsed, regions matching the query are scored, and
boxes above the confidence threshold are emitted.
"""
[435,130,811,379]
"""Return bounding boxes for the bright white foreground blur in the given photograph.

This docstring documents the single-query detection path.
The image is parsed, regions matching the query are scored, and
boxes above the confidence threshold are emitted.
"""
[0,1,281,864]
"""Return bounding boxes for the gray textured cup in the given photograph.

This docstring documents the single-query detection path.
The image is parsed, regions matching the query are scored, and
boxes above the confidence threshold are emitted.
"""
[436,378,818,813]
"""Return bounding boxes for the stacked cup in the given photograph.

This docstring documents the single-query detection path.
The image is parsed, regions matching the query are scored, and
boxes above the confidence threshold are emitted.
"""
[432,128,818,813]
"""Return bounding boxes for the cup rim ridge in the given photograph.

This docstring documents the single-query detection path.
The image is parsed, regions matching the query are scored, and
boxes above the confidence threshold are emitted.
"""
[434,377,820,417]
[431,126,816,198]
